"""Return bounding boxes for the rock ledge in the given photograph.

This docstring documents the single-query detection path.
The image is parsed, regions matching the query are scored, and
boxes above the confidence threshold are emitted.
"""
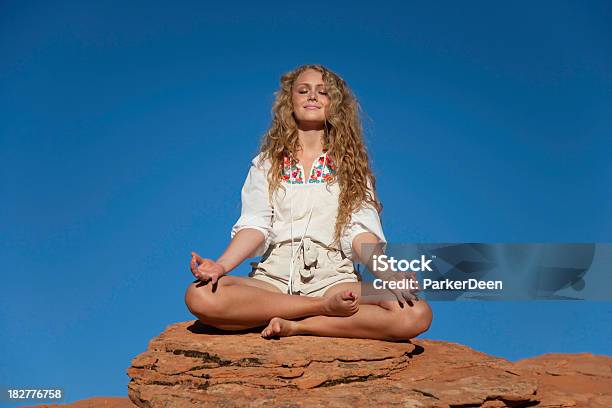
[125,321,612,407]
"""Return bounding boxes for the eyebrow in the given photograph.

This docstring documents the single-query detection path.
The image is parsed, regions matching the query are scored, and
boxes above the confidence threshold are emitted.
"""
[295,83,326,87]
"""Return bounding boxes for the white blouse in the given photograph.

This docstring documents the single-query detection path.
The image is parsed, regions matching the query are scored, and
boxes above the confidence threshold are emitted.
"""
[230,151,387,262]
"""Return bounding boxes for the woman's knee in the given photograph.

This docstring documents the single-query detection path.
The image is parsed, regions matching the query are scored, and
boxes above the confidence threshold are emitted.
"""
[413,300,433,334]
[184,281,225,320]
[389,300,433,341]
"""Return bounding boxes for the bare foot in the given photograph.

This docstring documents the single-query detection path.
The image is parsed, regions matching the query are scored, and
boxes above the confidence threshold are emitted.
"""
[322,290,359,317]
[261,317,296,339]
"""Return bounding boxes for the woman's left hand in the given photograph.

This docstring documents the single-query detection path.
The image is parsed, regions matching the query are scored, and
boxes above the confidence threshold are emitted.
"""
[374,270,420,305]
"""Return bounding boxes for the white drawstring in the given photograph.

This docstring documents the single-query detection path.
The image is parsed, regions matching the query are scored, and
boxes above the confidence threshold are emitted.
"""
[288,152,327,294]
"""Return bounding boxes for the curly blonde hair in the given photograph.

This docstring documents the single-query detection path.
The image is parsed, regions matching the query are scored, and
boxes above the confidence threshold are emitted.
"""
[256,64,382,249]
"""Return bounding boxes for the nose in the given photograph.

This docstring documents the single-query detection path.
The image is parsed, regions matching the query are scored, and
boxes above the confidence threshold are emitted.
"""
[307,90,318,101]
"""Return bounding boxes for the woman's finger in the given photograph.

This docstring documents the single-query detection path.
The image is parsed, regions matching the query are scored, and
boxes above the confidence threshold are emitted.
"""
[398,290,410,303]
[390,289,405,306]
[210,273,219,285]
[192,252,206,264]
[402,290,418,302]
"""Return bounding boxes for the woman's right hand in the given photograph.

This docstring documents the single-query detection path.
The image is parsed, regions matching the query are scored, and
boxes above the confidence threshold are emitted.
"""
[190,251,226,284]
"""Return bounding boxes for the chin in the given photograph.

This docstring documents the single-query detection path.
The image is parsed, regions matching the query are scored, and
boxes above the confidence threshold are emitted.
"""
[301,113,325,121]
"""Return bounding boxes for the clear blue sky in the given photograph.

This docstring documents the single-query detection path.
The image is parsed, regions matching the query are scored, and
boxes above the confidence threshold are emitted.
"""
[1,0,611,404]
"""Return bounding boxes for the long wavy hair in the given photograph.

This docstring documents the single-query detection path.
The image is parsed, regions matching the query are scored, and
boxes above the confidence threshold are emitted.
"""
[256,64,382,249]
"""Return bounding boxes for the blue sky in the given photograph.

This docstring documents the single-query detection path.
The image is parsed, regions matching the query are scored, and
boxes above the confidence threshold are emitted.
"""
[1,0,611,404]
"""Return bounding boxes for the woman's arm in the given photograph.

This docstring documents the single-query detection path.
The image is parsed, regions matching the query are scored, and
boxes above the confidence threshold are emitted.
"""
[352,231,420,304]
[216,228,266,273]
[352,231,385,272]
[191,228,265,284]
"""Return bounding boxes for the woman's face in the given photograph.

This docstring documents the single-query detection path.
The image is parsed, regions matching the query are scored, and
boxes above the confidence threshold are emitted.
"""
[291,69,330,127]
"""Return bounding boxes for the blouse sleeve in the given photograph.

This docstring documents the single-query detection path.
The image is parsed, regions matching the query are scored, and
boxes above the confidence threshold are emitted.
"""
[230,154,273,257]
[340,184,387,263]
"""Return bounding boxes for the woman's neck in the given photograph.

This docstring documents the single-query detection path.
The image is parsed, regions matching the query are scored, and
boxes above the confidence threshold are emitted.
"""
[297,128,325,157]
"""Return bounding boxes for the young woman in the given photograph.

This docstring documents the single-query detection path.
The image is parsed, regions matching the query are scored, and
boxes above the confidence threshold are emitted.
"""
[184,64,432,341]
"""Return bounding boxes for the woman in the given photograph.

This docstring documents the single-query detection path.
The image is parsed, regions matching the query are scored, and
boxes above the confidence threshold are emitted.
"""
[185,64,432,341]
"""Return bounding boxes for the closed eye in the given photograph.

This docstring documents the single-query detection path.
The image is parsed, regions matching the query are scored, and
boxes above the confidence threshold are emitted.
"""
[299,90,328,95]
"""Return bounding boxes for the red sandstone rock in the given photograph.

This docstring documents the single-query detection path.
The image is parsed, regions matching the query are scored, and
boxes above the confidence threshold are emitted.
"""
[514,353,612,407]
[121,321,612,407]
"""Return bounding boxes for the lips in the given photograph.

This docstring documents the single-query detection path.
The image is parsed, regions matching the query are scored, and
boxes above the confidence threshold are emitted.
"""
[304,105,321,109]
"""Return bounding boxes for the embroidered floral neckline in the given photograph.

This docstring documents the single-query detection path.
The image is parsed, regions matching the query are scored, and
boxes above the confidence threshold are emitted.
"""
[281,151,336,184]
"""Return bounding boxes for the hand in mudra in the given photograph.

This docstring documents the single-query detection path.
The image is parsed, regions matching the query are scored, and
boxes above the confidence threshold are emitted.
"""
[190,252,226,284]
[376,270,420,305]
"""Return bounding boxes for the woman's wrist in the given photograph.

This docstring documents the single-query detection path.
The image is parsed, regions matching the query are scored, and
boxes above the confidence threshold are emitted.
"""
[215,258,232,275]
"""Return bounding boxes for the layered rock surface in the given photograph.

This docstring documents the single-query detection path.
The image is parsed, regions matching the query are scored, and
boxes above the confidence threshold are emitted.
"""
[124,321,612,407]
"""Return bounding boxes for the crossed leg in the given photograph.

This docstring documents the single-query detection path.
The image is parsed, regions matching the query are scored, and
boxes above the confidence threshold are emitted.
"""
[261,282,433,341]
[185,277,433,341]
[184,276,358,331]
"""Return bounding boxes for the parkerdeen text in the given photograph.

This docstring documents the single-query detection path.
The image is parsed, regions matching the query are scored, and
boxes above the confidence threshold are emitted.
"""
[370,255,503,291]
[371,278,503,291]
[423,278,503,290]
